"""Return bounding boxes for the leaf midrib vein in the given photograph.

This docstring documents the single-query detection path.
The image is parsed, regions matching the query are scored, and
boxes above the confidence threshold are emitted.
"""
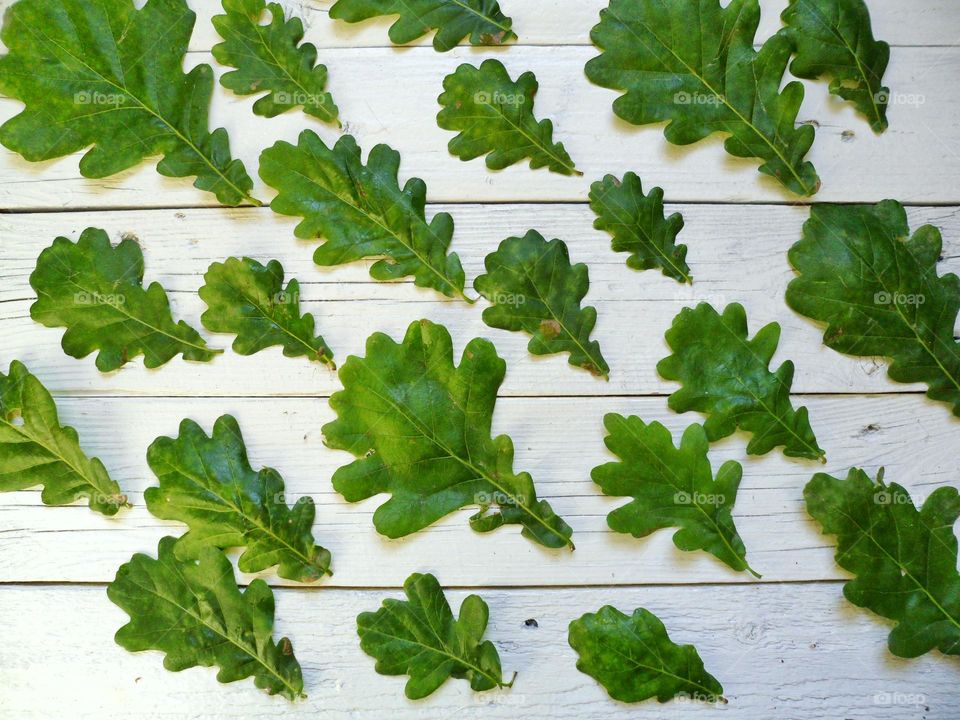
[473,99,578,175]
[396,0,512,36]
[363,613,503,690]
[39,276,214,357]
[493,250,606,376]
[230,283,328,362]
[703,314,823,459]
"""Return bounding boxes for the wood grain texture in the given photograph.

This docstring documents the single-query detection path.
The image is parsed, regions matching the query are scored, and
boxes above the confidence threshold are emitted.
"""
[0,393,955,585]
[3,204,959,398]
[1,582,956,719]
[0,45,958,207]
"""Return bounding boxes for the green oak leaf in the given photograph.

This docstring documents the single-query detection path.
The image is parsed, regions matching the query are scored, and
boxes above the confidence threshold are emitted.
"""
[108,536,305,699]
[329,0,516,52]
[568,605,724,704]
[357,572,514,699]
[786,200,960,416]
[585,0,820,197]
[0,360,127,515]
[474,230,609,378]
[212,0,340,125]
[805,468,960,657]
[200,257,334,367]
[29,228,219,371]
[437,59,580,176]
[323,319,574,549]
[260,132,469,301]
[589,172,691,284]
[0,0,257,206]
[781,0,890,133]
[592,417,757,577]
[144,415,332,583]
[657,303,824,461]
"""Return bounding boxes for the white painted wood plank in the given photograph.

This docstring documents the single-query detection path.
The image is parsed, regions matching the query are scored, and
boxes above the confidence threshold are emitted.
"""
[3,204,958,398]
[0,582,954,719]
[0,394,955,585]
[188,0,960,50]
[1,44,957,206]
[0,0,953,50]
[187,0,960,49]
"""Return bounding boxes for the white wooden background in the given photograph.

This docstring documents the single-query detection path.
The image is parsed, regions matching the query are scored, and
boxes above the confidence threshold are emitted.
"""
[1,1,959,718]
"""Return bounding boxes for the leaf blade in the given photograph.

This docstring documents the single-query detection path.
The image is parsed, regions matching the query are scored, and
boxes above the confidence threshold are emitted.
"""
[804,468,960,658]
[568,605,724,704]
[0,360,127,515]
[357,572,509,698]
[200,256,334,367]
[585,0,820,196]
[437,60,580,176]
[108,536,305,699]
[144,415,332,583]
[589,172,691,284]
[781,0,890,132]
[0,0,256,205]
[592,416,756,576]
[786,200,960,415]
[474,230,609,378]
[322,319,573,549]
[29,228,219,371]
[260,132,468,300]
[329,0,516,52]
[657,302,824,461]
[212,0,340,124]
